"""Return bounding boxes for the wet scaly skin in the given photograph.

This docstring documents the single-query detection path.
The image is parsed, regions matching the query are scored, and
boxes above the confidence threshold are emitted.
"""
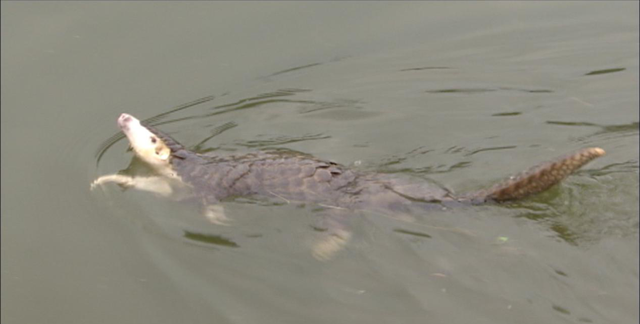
[467,148,606,203]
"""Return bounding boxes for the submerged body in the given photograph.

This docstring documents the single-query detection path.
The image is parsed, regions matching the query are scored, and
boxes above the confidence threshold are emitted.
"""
[92,113,605,258]
[163,148,453,212]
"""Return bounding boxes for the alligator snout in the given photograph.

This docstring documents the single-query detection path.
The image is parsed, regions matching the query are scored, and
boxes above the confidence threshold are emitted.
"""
[118,113,134,131]
[118,113,132,124]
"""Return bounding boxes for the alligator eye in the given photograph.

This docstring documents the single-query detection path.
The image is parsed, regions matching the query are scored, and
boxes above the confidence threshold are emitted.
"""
[150,136,157,144]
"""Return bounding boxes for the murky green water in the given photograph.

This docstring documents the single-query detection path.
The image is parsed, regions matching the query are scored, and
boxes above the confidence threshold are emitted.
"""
[2,3,638,324]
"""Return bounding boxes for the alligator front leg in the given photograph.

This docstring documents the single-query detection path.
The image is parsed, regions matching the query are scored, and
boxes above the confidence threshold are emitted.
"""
[91,174,174,197]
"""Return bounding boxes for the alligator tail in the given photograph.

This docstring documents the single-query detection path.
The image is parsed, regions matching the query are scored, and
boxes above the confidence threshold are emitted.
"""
[462,147,605,203]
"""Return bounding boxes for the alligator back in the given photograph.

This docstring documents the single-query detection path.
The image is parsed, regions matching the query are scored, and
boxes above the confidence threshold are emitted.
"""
[172,150,357,204]
[170,148,458,212]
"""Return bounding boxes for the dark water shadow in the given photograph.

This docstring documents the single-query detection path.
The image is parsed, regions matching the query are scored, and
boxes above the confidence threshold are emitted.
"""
[268,62,323,77]
[492,112,522,117]
[183,230,239,248]
[393,228,432,239]
[235,133,331,149]
[400,66,451,71]
[425,87,553,94]
[547,121,639,141]
[584,67,625,76]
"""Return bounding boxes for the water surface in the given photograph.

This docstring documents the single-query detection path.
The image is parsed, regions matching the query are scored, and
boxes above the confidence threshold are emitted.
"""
[2,3,638,324]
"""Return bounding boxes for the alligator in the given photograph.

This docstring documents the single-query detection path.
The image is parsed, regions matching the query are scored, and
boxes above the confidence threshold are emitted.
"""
[91,113,605,259]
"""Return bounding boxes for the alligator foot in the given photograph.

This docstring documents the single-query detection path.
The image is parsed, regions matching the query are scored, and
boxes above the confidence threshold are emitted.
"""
[311,210,353,261]
[91,173,174,196]
[313,229,351,261]
[203,204,231,226]
[91,174,135,190]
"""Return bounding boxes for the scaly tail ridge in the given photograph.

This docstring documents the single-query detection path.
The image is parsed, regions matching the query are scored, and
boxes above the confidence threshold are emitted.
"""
[466,147,605,203]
